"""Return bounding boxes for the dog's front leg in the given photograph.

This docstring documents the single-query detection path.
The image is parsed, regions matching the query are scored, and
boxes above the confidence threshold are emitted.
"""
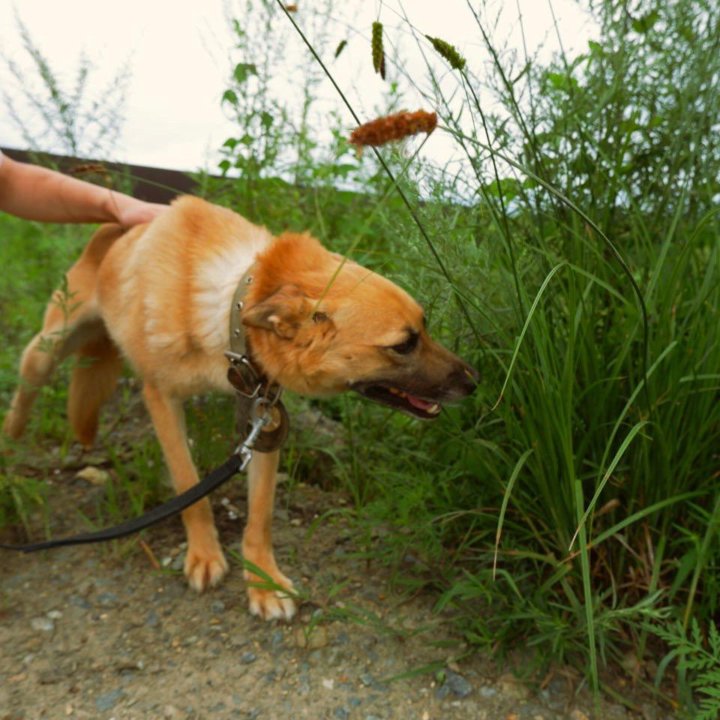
[243,449,296,620]
[142,382,228,591]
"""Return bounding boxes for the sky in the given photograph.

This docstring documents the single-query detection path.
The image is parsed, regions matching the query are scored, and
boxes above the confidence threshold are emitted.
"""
[0,0,597,172]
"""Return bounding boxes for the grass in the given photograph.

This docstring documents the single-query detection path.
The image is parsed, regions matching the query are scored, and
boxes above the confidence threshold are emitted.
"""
[263,0,720,710]
[1,0,719,713]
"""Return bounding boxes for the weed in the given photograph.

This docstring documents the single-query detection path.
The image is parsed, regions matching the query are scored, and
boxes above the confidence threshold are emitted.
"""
[652,619,720,719]
[2,13,130,159]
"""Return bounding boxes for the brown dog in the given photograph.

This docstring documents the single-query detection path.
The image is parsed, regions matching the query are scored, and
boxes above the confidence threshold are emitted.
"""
[3,197,476,620]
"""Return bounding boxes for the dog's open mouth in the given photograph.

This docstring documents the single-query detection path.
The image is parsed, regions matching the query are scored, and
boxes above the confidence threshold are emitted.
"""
[352,383,442,419]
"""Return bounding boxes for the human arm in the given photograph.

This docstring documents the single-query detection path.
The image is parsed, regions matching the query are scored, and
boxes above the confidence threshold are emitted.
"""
[0,153,166,227]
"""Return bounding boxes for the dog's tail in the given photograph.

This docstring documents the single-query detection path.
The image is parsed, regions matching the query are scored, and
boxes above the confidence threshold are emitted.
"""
[68,331,123,448]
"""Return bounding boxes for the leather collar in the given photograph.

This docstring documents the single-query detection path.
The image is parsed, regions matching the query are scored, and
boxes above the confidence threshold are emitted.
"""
[225,266,268,397]
[225,266,288,452]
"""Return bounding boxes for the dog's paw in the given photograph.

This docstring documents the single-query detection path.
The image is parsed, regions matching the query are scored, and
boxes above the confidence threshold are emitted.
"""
[184,544,229,592]
[245,571,297,621]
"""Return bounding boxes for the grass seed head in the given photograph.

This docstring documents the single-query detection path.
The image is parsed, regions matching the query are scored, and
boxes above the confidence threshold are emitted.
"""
[349,110,438,148]
[425,35,466,71]
[334,39,348,59]
[372,22,386,79]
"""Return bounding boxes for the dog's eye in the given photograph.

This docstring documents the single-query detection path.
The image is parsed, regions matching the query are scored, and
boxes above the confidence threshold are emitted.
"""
[312,311,329,324]
[388,332,418,355]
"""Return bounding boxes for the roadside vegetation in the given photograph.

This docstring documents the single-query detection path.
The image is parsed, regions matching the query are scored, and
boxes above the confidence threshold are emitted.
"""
[1,0,718,715]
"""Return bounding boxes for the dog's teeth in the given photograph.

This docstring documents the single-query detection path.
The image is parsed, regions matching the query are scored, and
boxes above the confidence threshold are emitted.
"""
[428,404,441,414]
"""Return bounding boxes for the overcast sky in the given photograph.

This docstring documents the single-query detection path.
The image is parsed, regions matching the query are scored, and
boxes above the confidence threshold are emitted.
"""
[0,0,596,172]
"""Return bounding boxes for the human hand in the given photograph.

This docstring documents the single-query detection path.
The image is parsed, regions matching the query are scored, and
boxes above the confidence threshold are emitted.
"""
[112,198,167,228]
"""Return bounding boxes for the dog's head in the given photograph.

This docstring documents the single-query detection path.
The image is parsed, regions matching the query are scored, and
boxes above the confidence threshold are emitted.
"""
[242,233,477,419]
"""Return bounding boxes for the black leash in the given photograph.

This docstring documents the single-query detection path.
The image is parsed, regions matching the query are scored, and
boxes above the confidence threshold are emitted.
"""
[0,453,245,553]
[1,374,289,554]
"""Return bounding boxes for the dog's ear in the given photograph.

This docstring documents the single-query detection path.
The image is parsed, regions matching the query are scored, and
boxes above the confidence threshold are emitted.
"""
[242,285,309,339]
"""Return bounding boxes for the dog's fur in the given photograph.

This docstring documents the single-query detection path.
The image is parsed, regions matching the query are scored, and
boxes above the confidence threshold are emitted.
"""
[4,197,476,620]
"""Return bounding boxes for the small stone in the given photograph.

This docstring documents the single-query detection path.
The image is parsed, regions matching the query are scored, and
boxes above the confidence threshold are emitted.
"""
[31,617,54,632]
[47,610,63,620]
[298,677,311,695]
[359,672,375,687]
[211,600,226,614]
[69,595,91,610]
[480,686,497,698]
[76,466,110,486]
[497,672,531,701]
[270,629,285,650]
[145,610,160,628]
[294,625,328,649]
[241,651,257,664]
[95,688,125,712]
[334,708,350,720]
[570,711,590,720]
[163,705,181,719]
[96,592,119,607]
[322,678,335,690]
[444,670,473,698]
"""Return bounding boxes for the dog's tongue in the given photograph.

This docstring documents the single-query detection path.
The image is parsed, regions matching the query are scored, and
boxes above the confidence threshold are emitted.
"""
[407,394,436,412]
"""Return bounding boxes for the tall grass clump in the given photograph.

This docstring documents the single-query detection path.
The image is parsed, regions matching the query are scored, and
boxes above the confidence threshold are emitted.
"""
[208,0,720,701]
[330,0,720,703]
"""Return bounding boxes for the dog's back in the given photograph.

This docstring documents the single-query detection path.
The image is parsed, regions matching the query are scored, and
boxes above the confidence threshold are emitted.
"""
[3,197,273,446]
[96,197,272,395]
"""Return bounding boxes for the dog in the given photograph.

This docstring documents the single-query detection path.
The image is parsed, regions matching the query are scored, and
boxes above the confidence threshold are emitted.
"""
[3,197,476,620]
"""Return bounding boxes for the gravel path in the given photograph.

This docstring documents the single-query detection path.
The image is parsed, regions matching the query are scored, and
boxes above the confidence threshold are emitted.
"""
[0,404,650,720]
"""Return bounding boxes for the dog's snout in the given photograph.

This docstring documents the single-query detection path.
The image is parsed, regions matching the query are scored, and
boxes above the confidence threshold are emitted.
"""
[447,360,478,398]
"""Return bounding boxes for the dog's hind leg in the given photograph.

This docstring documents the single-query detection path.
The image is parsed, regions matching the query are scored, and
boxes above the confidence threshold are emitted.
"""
[3,287,102,441]
[141,381,229,592]
[67,332,122,448]
[4,224,123,442]
[243,450,297,620]
[3,329,61,440]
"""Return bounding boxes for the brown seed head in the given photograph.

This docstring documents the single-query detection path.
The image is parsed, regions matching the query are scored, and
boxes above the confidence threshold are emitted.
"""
[349,110,438,148]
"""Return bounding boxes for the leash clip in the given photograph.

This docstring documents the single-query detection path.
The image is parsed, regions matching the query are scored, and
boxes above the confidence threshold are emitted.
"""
[235,396,276,470]
[226,352,283,408]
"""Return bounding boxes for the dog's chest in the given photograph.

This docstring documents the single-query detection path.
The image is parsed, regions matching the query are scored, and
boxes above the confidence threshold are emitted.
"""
[189,239,266,354]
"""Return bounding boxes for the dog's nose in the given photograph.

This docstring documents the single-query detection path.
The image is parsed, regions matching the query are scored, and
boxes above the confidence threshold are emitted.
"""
[451,360,479,396]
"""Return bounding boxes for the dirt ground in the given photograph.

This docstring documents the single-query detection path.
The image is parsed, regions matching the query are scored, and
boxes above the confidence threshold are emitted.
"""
[0,403,670,720]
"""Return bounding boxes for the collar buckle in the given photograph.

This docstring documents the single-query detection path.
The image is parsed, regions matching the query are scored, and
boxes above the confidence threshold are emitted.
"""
[225,352,262,399]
